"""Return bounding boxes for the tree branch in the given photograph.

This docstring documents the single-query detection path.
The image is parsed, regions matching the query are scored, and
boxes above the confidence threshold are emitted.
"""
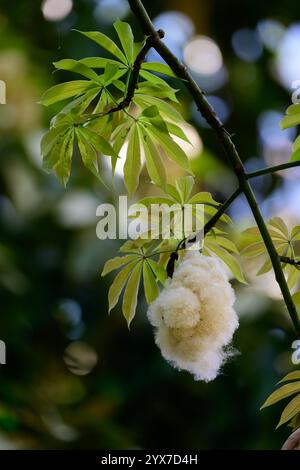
[280,256,300,267]
[247,161,300,179]
[109,29,165,113]
[128,0,300,336]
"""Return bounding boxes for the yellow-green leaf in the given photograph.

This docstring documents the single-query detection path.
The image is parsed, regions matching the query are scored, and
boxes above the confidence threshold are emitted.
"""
[75,30,127,64]
[278,371,300,384]
[122,262,142,326]
[102,255,137,277]
[261,381,300,409]
[113,20,134,63]
[40,80,93,106]
[143,261,159,304]
[108,260,138,313]
[124,125,142,196]
[276,394,300,428]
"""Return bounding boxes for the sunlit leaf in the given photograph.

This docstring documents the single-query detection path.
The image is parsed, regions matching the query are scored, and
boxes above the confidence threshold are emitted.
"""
[53,59,100,80]
[40,81,94,106]
[122,262,142,326]
[278,371,300,384]
[114,20,134,63]
[261,382,300,409]
[101,254,137,276]
[124,125,142,196]
[75,30,127,64]
[108,260,138,313]
[276,394,300,429]
[142,61,177,78]
[175,176,194,203]
[143,261,159,304]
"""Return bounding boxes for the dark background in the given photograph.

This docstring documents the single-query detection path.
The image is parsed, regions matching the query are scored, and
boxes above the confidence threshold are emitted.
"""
[0,0,300,449]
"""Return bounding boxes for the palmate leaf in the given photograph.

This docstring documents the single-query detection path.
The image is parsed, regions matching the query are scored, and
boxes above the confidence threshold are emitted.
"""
[75,29,127,64]
[280,104,300,162]
[122,262,143,327]
[113,20,134,64]
[261,370,300,429]
[40,80,96,106]
[277,394,300,429]
[261,381,300,409]
[204,240,246,283]
[101,240,163,326]
[124,125,142,196]
[141,61,177,78]
[143,261,160,303]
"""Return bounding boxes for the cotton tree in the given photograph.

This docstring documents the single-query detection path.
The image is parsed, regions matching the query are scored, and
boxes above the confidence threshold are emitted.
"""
[40,0,300,447]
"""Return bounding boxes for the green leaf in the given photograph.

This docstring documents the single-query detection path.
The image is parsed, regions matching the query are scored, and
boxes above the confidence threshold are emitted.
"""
[280,113,300,130]
[188,192,219,206]
[137,82,178,102]
[165,121,191,143]
[147,258,167,284]
[210,236,239,254]
[53,59,100,80]
[79,57,125,69]
[41,125,69,157]
[292,291,300,305]
[143,261,159,304]
[142,61,177,78]
[278,371,300,384]
[147,125,190,171]
[286,103,300,115]
[165,184,182,202]
[101,254,137,277]
[292,135,300,152]
[40,80,93,106]
[269,217,289,239]
[287,266,300,290]
[122,262,142,326]
[205,243,247,283]
[54,129,75,186]
[276,394,300,428]
[242,241,265,257]
[133,196,174,208]
[261,382,300,409]
[79,127,118,159]
[75,30,127,64]
[134,95,184,122]
[291,226,300,241]
[289,147,300,162]
[257,258,272,275]
[103,62,127,85]
[107,260,138,313]
[139,125,167,189]
[175,176,194,203]
[76,128,104,183]
[113,20,134,64]
[124,125,142,196]
[140,70,176,90]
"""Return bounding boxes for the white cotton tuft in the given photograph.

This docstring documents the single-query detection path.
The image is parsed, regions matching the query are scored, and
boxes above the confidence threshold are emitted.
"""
[147,251,239,382]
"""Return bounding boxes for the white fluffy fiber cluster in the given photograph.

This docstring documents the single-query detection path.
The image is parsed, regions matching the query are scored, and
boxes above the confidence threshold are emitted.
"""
[147,252,239,382]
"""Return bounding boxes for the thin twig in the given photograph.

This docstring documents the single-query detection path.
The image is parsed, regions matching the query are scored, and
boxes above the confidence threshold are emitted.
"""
[128,0,300,336]
[280,256,300,267]
[247,161,300,179]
